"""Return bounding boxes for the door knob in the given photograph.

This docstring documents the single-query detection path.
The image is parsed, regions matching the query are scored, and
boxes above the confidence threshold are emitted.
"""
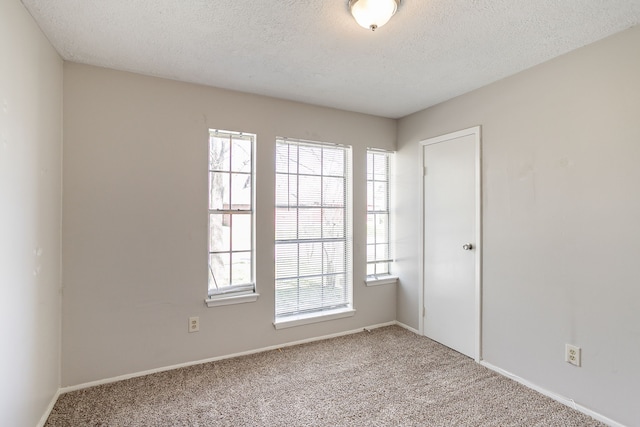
[462,243,473,251]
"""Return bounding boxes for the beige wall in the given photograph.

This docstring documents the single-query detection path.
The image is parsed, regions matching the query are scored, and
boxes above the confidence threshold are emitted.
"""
[396,26,640,425]
[0,1,63,425]
[10,1,637,423]
[62,63,397,386]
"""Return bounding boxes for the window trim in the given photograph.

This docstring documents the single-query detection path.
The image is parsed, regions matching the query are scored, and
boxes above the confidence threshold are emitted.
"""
[206,292,260,307]
[206,129,257,305]
[365,275,398,286]
[273,307,356,329]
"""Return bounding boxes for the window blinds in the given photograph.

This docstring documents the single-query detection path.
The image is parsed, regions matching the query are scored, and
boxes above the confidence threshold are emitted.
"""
[275,138,352,318]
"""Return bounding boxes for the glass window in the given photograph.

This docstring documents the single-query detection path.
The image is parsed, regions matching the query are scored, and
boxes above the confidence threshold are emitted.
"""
[208,129,255,298]
[275,138,352,319]
[367,149,393,277]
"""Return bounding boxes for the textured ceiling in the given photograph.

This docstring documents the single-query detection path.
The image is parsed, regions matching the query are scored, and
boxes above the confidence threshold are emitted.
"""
[20,0,640,118]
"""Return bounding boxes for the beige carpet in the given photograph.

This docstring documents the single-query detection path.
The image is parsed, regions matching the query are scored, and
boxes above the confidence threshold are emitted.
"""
[45,326,604,426]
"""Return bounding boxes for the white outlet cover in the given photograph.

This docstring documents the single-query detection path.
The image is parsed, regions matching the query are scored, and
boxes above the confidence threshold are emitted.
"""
[189,316,199,333]
[565,344,581,367]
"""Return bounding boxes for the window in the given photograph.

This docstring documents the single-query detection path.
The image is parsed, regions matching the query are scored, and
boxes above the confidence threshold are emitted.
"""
[207,129,256,304]
[366,149,395,283]
[275,138,353,325]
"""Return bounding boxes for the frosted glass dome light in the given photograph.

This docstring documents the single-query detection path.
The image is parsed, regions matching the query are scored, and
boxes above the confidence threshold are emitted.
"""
[349,0,400,31]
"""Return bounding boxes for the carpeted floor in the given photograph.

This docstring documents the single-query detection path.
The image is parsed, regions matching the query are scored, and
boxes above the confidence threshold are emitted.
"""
[45,326,605,426]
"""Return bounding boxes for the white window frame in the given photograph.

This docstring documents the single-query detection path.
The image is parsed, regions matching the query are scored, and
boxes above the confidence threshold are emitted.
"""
[205,129,258,307]
[274,138,354,328]
[366,148,397,286]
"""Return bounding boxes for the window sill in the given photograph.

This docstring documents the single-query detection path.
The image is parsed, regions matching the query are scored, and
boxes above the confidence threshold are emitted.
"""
[274,308,356,330]
[365,275,398,286]
[205,293,259,307]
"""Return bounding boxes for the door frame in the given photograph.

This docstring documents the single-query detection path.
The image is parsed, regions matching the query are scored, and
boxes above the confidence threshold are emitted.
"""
[418,126,482,362]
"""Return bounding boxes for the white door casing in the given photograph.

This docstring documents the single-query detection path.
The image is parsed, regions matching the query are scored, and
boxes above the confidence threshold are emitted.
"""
[419,126,482,361]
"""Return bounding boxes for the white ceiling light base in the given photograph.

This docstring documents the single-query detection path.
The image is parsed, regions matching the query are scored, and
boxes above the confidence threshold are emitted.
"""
[349,0,400,31]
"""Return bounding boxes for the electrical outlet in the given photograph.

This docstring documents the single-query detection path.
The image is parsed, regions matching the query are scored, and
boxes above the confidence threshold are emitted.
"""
[189,316,200,333]
[565,344,581,367]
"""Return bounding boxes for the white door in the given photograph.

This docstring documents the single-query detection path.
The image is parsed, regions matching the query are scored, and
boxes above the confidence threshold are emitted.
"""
[421,127,481,360]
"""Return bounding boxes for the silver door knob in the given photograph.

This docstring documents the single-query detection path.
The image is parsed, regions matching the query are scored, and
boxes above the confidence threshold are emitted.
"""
[462,243,473,251]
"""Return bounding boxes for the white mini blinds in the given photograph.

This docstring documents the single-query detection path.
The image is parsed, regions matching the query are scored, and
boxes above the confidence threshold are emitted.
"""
[275,138,353,319]
[208,129,255,298]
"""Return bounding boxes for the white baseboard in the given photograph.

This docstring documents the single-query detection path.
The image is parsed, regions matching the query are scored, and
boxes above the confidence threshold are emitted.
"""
[480,361,625,427]
[37,388,61,427]
[363,320,398,331]
[60,321,399,394]
[392,326,620,425]
[46,325,623,427]
[394,320,420,335]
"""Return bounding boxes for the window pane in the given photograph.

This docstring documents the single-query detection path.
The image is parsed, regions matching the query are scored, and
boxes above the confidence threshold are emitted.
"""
[209,136,230,171]
[209,213,230,252]
[286,144,299,174]
[298,277,323,312]
[298,175,322,206]
[231,252,251,285]
[323,241,345,275]
[367,263,375,275]
[209,253,230,290]
[373,181,388,211]
[299,242,322,277]
[323,177,344,206]
[375,261,389,275]
[366,152,374,181]
[367,213,375,242]
[231,173,251,209]
[231,138,251,173]
[367,181,374,211]
[375,213,389,244]
[276,144,295,174]
[275,208,297,240]
[298,145,322,175]
[375,243,389,261]
[323,274,347,306]
[209,172,230,210]
[367,244,375,262]
[323,148,344,177]
[275,174,298,207]
[323,208,344,239]
[275,279,299,316]
[231,214,251,251]
[299,208,322,240]
[275,243,298,279]
[298,175,321,206]
[373,153,388,182]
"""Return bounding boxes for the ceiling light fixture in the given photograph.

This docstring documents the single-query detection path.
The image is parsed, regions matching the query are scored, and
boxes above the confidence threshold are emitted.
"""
[349,0,400,31]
